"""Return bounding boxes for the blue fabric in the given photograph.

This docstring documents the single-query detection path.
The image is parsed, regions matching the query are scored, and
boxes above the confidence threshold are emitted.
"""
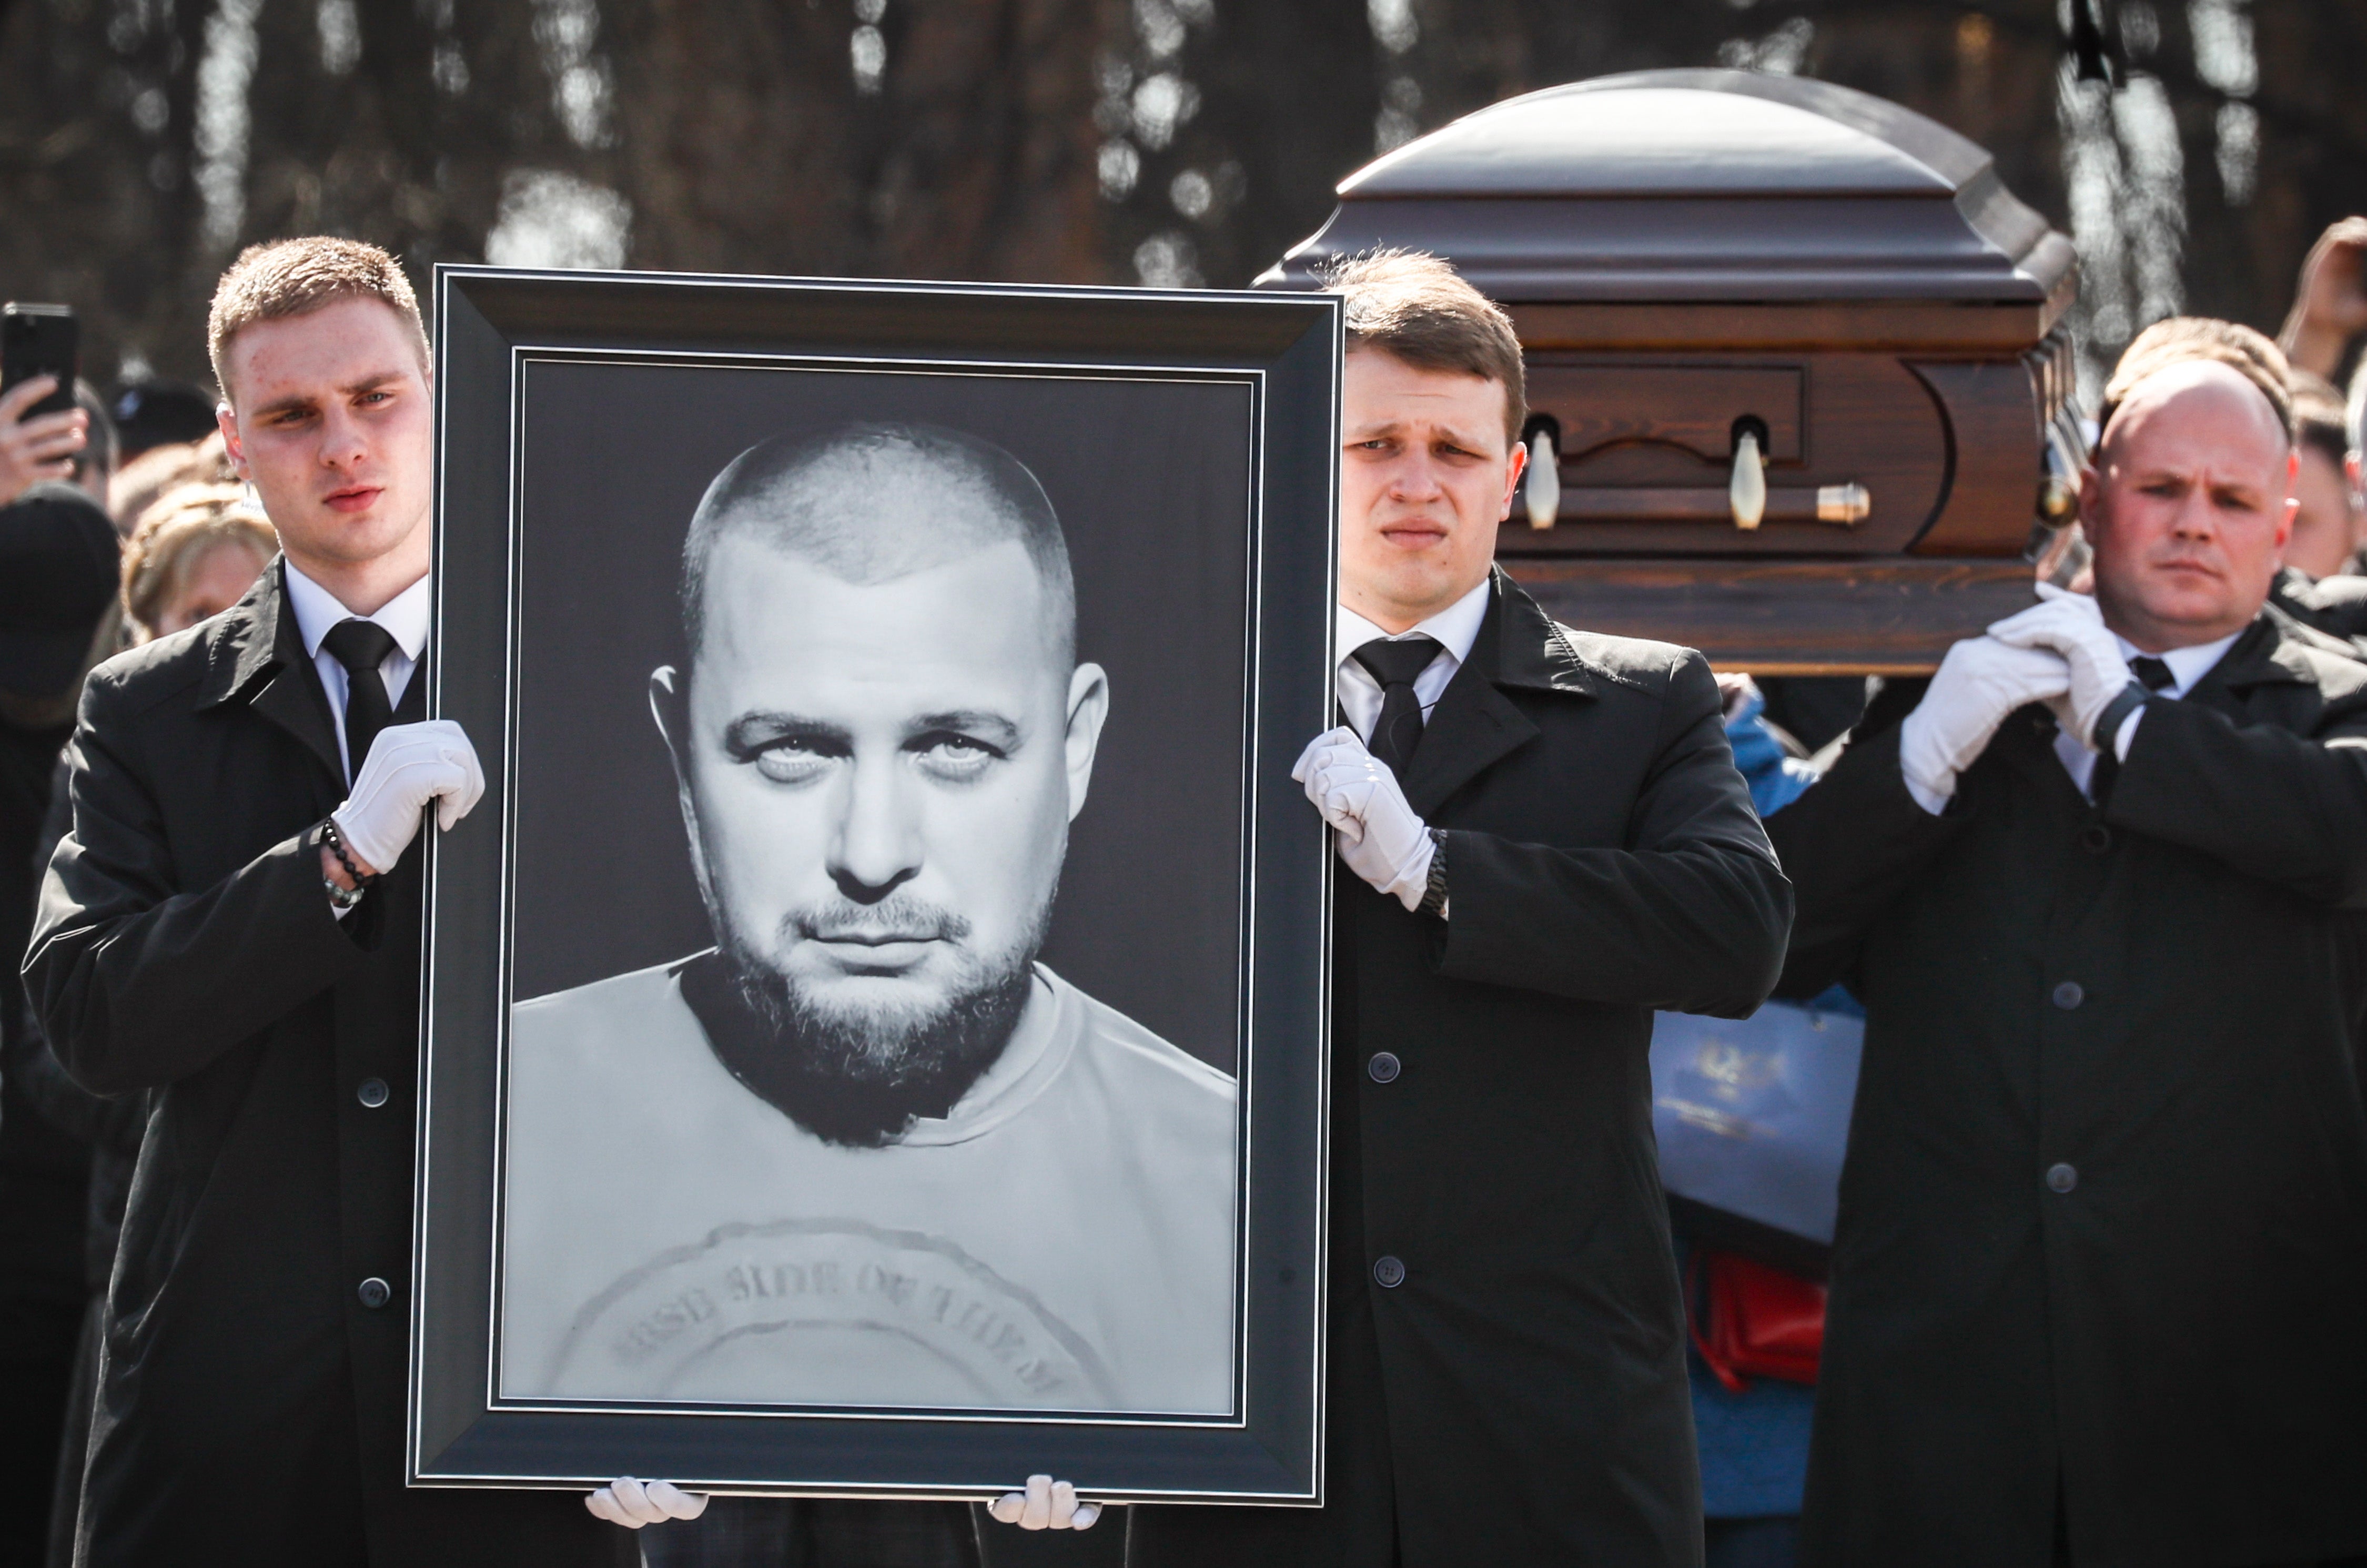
[1681,1261,1820,1519]
[1724,688,1819,817]
[1682,698,1830,1520]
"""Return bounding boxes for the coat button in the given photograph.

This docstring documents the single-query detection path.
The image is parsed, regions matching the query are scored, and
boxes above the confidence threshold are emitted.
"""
[357,1077,390,1108]
[2051,981,2085,1010]
[1372,1255,1405,1289]
[2078,824,2111,853]
[1367,1051,1401,1084]
[2046,1162,2079,1194]
[357,1277,392,1309]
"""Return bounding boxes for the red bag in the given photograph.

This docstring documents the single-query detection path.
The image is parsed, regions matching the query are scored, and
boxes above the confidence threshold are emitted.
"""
[1686,1250,1826,1393]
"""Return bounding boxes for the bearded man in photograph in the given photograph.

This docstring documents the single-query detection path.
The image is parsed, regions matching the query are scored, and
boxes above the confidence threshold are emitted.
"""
[500,421,1237,1421]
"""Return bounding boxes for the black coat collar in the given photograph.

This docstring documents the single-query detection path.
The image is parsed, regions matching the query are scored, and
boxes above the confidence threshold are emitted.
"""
[195,558,347,786]
[1396,569,1596,817]
[2194,608,2320,698]
[1482,564,1620,701]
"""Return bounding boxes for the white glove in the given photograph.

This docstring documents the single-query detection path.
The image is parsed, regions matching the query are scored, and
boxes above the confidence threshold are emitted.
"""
[1986,583,2135,749]
[987,1474,1101,1531]
[329,720,485,873]
[584,1476,709,1529]
[1898,635,2071,812]
[1291,727,1434,912]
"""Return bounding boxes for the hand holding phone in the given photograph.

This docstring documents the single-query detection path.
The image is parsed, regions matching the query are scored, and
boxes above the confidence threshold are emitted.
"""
[1,303,88,509]
[0,376,89,510]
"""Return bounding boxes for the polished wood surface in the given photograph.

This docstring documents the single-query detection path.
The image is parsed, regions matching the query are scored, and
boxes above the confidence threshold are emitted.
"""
[1511,351,1956,555]
[1508,297,2071,353]
[1538,363,1802,463]
[1508,557,2039,674]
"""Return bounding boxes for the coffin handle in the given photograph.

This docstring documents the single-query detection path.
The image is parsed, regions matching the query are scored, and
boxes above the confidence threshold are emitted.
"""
[1525,429,1562,530]
[1729,429,1768,530]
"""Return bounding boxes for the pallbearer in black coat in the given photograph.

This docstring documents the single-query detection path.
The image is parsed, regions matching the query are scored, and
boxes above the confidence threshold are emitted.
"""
[1772,318,2367,1568]
[26,241,627,1566]
[1127,255,1792,1567]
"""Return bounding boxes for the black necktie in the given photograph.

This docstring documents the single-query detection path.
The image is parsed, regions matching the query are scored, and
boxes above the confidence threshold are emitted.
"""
[1353,634,1443,778]
[2090,656,2176,802]
[323,618,399,781]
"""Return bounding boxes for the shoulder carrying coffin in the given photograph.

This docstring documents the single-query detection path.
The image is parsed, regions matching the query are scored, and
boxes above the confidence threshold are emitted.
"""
[1262,68,2082,673]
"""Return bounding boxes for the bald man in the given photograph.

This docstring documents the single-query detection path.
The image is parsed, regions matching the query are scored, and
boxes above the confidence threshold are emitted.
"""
[1769,317,2367,1567]
[500,422,1237,1420]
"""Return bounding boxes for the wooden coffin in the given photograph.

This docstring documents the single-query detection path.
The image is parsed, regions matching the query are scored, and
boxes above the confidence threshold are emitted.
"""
[1261,69,2083,673]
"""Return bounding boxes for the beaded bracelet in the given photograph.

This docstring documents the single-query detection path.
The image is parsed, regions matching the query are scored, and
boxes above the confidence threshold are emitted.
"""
[321,818,380,889]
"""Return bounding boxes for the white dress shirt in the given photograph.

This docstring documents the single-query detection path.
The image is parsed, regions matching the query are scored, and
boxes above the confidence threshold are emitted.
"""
[2051,628,2242,798]
[281,561,431,784]
[1334,577,1493,742]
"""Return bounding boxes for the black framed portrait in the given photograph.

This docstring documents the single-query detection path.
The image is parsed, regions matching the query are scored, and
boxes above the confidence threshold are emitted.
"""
[409,266,1339,1504]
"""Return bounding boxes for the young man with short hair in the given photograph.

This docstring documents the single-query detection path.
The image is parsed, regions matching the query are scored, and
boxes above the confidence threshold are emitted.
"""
[1129,250,1793,1567]
[27,238,623,1565]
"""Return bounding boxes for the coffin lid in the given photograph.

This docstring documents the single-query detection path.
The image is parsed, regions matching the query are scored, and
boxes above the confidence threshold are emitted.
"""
[1259,69,2075,310]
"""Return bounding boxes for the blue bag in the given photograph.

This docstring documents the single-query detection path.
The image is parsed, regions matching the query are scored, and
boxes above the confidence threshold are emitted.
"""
[1650,996,1863,1279]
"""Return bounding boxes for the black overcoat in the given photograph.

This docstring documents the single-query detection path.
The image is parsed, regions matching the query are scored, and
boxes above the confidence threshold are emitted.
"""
[1769,611,2367,1568]
[1131,571,1793,1568]
[2272,562,2367,648]
[24,565,622,1567]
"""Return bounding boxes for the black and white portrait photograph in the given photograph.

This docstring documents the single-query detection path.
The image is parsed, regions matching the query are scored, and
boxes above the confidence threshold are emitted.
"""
[499,401,1246,1417]
[410,271,1337,1500]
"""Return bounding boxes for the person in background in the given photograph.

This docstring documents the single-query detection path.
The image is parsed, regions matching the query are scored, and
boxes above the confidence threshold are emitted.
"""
[62,383,118,516]
[106,429,238,539]
[2280,216,2367,385]
[106,380,220,462]
[120,485,278,640]
[2284,372,2363,578]
[18,485,278,1565]
[1666,676,1837,1568]
[1753,676,1870,756]
[0,479,121,1566]
[1769,315,2367,1567]
[0,374,90,510]
[2271,219,2367,639]
[1718,675,1818,815]
[2272,370,2367,643]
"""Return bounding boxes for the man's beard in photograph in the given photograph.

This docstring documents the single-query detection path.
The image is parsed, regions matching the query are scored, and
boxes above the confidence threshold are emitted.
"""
[682,886,1056,1148]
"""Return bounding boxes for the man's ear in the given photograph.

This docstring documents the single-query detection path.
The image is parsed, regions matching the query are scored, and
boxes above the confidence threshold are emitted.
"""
[1495,434,1529,522]
[649,666,689,782]
[1063,662,1111,824]
[2278,447,2301,549]
[650,664,715,899]
[2076,457,2105,535]
[216,401,249,480]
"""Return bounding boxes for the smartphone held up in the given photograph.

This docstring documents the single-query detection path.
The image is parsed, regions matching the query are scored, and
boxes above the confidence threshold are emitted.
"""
[3,303,79,419]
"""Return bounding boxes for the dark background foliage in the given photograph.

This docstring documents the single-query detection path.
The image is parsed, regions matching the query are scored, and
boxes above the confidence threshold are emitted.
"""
[2,0,2358,404]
